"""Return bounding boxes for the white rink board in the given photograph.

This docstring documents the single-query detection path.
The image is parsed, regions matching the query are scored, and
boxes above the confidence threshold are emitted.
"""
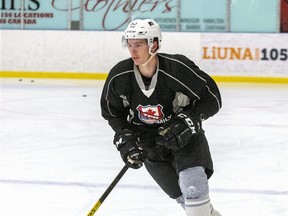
[0,30,287,77]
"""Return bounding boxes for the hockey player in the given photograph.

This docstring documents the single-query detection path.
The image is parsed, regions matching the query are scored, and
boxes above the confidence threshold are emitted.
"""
[100,19,222,216]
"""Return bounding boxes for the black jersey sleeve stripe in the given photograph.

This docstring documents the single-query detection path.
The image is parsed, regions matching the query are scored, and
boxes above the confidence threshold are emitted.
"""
[159,54,221,112]
[104,70,134,117]
[158,54,207,83]
[206,85,221,110]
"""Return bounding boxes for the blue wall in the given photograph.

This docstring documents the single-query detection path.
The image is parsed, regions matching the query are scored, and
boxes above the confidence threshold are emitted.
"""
[0,0,281,32]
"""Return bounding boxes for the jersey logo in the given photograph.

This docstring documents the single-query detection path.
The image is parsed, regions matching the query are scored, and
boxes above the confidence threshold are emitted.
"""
[136,104,164,124]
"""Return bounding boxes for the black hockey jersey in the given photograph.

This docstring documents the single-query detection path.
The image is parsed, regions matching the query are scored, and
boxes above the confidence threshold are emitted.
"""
[100,53,222,133]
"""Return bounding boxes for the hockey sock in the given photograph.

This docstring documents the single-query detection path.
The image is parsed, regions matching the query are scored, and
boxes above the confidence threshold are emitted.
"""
[185,197,210,216]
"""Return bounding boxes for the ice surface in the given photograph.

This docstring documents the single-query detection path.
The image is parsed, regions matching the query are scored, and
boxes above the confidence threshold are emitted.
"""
[0,79,287,216]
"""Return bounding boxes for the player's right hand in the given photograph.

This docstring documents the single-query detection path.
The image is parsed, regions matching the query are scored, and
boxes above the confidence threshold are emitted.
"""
[114,129,146,169]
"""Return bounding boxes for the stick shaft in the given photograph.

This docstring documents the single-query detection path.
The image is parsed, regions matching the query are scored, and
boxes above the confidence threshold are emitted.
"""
[87,163,130,216]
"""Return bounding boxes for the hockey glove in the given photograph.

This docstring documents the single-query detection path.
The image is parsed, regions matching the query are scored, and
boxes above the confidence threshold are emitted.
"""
[114,129,146,169]
[155,111,202,150]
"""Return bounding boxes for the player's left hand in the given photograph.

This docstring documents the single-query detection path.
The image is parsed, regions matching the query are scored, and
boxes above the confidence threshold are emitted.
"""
[155,111,202,150]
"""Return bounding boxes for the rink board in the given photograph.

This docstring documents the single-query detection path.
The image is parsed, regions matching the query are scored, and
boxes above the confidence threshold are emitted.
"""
[1,30,288,84]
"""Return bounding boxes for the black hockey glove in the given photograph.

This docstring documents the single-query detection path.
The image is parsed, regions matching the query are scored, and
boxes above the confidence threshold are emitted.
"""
[113,129,146,169]
[155,111,202,150]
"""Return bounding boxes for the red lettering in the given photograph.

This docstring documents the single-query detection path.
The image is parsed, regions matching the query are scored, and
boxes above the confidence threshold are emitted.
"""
[51,0,176,30]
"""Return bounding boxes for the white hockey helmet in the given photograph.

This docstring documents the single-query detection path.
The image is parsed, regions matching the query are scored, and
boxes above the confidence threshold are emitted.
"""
[122,19,162,49]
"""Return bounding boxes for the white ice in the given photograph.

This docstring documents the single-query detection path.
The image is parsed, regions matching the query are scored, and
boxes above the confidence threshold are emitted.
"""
[0,79,287,216]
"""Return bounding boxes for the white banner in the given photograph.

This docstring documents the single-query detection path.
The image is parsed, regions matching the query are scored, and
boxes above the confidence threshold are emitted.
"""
[199,33,288,77]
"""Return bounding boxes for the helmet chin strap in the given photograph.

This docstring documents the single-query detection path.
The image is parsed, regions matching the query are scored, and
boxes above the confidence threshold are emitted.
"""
[139,47,157,67]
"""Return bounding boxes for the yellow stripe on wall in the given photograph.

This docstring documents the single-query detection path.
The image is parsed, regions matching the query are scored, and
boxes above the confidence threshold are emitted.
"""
[1,71,288,84]
[0,71,108,80]
[212,76,288,84]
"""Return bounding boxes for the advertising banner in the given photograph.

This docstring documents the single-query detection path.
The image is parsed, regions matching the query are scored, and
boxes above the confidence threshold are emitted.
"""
[0,0,68,29]
[0,0,228,31]
[81,0,178,31]
[200,33,288,76]
[181,0,227,32]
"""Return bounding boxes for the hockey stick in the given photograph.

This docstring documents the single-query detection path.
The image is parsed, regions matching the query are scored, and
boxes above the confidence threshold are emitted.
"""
[87,163,130,216]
